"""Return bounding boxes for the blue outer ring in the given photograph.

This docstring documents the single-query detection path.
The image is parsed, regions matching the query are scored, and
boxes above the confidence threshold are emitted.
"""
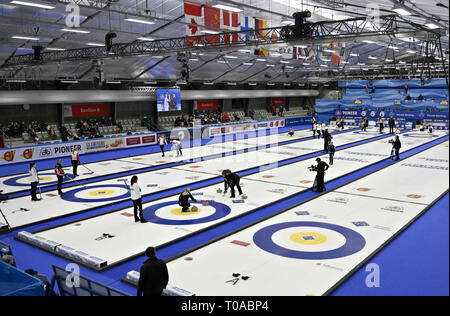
[353,131,384,135]
[60,184,129,202]
[403,133,439,138]
[253,221,366,260]
[143,200,231,225]
[3,172,74,188]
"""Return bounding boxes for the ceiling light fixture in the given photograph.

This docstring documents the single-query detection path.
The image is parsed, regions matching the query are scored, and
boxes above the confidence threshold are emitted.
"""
[10,1,55,10]
[11,35,39,41]
[212,3,243,13]
[61,28,90,34]
[124,18,155,25]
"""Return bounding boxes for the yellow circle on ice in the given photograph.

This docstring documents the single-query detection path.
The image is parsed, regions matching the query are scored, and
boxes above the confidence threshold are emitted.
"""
[88,189,115,196]
[290,232,327,245]
[170,207,201,216]
[38,176,53,181]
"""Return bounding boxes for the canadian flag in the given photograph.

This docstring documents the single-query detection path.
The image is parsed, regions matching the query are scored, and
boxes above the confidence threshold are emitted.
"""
[222,10,240,45]
[184,1,203,47]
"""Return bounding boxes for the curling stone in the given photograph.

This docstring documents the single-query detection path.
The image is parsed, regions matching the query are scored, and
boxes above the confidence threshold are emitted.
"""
[202,201,210,206]
[191,206,199,212]
[216,188,223,193]
[241,194,248,200]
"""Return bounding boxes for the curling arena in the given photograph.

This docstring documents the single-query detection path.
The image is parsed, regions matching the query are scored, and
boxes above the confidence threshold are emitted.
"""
[0,0,449,299]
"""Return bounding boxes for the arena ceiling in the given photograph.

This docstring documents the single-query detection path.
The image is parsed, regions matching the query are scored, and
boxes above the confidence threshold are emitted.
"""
[0,0,448,86]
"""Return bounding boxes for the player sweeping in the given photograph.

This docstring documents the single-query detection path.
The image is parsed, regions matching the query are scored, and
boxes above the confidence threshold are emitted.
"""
[171,139,183,157]
[178,188,197,213]
[222,169,244,199]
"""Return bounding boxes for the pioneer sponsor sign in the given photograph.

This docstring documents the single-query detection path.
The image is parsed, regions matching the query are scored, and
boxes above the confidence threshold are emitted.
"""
[0,143,84,165]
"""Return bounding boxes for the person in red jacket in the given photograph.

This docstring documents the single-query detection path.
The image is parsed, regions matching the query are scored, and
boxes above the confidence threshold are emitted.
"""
[71,148,80,177]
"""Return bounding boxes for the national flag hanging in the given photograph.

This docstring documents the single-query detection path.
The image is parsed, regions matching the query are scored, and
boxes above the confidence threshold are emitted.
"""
[184,1,203,47]
[240,16,254,42]
[204,6,221,44]
[254,17,268,38]
[254,17,268,56]
[222,10,240,45]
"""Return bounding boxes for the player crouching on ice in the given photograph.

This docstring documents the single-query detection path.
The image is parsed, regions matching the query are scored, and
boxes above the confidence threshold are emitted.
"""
[178,188,197,213]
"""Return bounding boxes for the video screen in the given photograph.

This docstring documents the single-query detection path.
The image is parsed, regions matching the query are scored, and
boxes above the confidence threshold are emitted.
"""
[157,89,181,112]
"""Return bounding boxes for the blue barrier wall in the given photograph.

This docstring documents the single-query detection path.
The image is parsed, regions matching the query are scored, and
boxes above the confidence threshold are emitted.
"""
[0,261,45,296]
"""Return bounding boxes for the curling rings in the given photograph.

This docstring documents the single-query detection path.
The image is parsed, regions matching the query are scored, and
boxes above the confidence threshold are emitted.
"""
[143,200,231,225]
[403,133,439,138]
[61,184,129,203]
[4,172,75,188]
[253,221,366,260]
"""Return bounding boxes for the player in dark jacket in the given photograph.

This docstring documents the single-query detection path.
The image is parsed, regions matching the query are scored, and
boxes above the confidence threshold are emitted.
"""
[312,158,329,192]
[392,135,402,161]
[222,169,243,198]
[178,188,197,212]
[137,247,169,297]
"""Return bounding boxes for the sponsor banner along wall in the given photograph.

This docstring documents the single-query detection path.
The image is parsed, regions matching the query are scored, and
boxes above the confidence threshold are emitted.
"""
[0,133,158,165]
[335,109,449,129]
[0,142,85,165]
[207,119,285,137]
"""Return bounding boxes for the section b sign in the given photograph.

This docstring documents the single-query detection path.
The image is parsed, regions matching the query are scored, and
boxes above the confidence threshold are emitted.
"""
[64,104,109,117]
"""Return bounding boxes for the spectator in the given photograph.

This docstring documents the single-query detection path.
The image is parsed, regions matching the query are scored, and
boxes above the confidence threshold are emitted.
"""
[117,121,123,133]
[25,269,53,296]
[272,105,276,116]
[418,94,424,101]
[1,254,16,267]
[405,94,412,101]
[137,247,169,297]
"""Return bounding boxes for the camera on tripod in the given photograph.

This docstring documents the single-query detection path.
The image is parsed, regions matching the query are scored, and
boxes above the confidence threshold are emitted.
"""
[308,165,318,172]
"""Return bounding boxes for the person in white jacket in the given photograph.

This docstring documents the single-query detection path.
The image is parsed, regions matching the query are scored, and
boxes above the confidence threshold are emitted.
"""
[129,175,146,223]
[29,162,41,201]
[158,135,168,157]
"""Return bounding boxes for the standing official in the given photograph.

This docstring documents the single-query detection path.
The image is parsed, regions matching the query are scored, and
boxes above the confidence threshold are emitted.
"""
[71,148,80,177]
[29,163,41,201]
[388,117,396,134]
[137,247,169,297]
[328,141,336,166]
[54,159,65,195]
[378,117,384,133]
[323,129,332,152]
